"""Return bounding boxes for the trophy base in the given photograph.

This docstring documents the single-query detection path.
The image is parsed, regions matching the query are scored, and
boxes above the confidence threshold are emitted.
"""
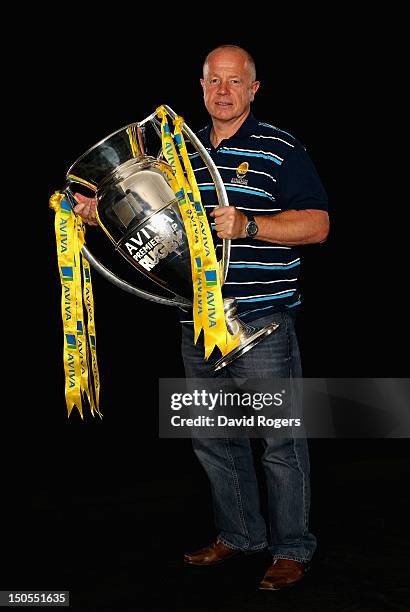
[213,322,279,372]
[212,298,279,372]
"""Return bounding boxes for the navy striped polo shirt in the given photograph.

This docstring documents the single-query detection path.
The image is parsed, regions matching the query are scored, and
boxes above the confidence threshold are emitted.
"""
[179,112,328,324]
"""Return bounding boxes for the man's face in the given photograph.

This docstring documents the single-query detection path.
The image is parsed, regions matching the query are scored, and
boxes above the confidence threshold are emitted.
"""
[200,49,260,123]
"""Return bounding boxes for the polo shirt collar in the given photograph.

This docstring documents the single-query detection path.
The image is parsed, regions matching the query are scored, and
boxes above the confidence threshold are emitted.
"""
[203,112,258,146]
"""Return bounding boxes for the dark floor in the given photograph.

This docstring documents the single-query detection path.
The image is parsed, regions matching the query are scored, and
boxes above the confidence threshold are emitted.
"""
[2,439,409,611]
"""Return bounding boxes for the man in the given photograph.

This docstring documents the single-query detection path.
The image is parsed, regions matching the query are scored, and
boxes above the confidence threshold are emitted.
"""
[74,45,329,591]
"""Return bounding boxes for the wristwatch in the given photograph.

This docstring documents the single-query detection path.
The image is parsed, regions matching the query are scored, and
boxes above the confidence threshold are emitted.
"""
[245,214,259,238]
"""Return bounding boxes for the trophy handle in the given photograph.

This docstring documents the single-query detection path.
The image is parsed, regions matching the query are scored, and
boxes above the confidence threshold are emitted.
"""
[64,187,191,309]
[162,105,231,284]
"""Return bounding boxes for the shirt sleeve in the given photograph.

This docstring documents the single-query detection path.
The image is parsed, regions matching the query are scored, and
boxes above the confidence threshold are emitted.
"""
[277,142,328,211]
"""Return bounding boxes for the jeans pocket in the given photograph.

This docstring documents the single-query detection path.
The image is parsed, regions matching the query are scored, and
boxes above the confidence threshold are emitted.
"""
[243,322,258,334]
[251,311,284,333]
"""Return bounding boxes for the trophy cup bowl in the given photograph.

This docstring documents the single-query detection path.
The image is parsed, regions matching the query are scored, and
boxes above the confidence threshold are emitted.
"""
[64,105,278,371]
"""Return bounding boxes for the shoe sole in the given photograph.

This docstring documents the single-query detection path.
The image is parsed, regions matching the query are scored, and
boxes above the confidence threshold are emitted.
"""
[258,564,310,591]
[184,551,243,566]
[184,546,268,567]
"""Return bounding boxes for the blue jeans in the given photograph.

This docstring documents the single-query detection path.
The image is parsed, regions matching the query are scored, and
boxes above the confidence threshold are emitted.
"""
[181,311,317,562]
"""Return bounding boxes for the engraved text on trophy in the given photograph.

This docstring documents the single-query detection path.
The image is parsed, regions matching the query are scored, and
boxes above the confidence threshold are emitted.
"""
[124,213,184,272]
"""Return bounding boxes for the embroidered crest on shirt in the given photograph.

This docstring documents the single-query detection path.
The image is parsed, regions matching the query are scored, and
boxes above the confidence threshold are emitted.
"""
[231,162,249,186]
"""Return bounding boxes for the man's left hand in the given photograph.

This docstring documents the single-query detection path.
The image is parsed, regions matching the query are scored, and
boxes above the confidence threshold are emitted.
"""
[210,206,247,239]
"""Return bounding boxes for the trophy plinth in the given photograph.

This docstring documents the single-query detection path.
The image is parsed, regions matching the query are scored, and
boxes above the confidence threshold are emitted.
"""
[214,298,279,371]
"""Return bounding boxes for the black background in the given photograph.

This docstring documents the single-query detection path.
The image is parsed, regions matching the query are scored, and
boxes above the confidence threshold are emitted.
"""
[4,18,409,611]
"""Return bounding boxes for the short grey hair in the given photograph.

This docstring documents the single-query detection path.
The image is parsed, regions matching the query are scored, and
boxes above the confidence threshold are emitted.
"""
[203,45,257,81]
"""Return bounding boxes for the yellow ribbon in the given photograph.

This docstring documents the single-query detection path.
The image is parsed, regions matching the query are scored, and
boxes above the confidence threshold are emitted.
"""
[156,106,239,359]
[50,192,101,418]
[156,107,203,344]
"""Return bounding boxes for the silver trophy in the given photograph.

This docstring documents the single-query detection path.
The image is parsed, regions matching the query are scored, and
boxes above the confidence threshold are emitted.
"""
[64,105,278,371]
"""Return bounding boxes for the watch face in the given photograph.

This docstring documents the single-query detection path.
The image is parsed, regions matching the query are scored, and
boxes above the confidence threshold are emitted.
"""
[247,220,258,237]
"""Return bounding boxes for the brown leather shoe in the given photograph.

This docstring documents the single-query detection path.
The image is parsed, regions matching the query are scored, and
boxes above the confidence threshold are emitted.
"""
[259,558,309,590]
[184,540,242,566]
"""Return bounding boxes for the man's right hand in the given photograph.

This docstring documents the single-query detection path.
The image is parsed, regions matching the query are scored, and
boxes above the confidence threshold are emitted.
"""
[73,193,99,226]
